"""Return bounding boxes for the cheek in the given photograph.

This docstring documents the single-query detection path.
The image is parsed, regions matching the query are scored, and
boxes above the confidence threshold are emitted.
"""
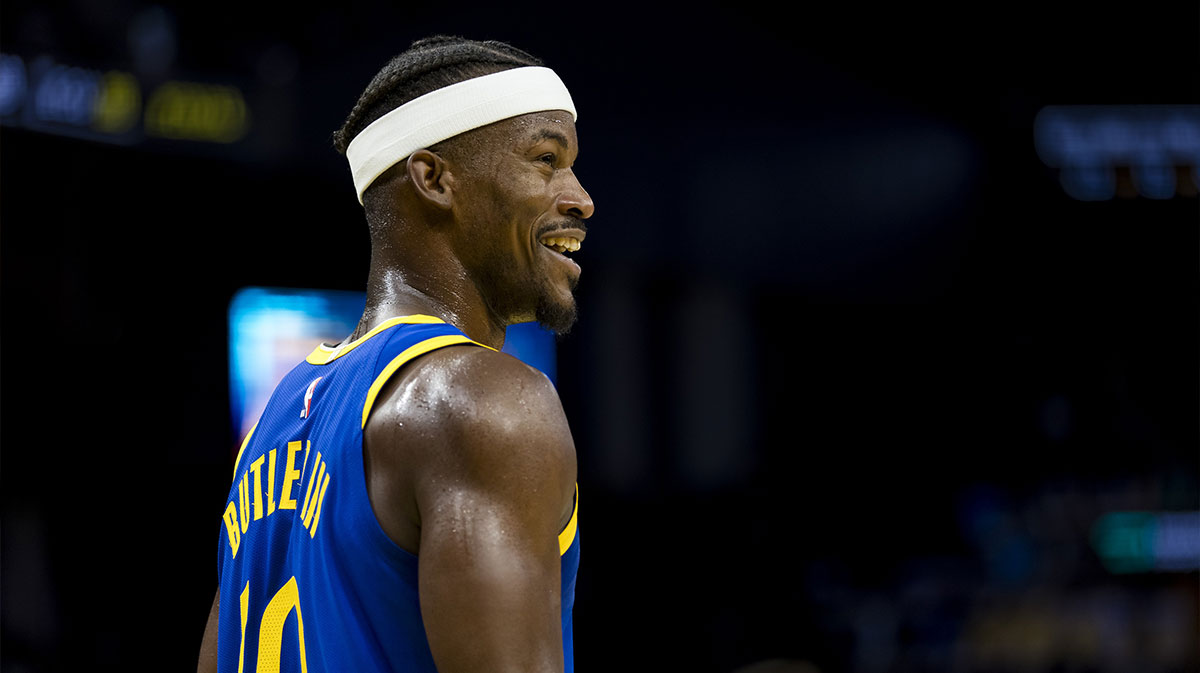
[471,167,553,260]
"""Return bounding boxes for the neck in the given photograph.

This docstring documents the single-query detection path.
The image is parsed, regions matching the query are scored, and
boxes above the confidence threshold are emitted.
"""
[350,260,507,351]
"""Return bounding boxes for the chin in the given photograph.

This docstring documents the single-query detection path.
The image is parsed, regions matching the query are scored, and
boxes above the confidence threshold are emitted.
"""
[535,295,578,336]
[528,271,579,335]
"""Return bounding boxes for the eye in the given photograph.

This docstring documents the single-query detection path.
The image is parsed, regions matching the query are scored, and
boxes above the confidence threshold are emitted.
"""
[538,152,557,166]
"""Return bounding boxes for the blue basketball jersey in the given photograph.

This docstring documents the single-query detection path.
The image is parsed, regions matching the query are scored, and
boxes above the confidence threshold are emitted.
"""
[215,315,580,672]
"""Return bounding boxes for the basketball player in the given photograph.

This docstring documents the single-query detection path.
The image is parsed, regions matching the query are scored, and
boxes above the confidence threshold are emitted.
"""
[197,36,592,672]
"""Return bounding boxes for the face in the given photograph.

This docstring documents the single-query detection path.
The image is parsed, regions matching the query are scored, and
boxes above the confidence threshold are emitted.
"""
[447,110,595,334]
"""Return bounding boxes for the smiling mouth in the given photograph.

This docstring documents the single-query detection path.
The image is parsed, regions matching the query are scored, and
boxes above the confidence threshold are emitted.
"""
[541,236,582,254]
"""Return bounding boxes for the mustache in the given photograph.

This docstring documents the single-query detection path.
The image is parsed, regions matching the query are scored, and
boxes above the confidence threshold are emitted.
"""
[537,217,588,237]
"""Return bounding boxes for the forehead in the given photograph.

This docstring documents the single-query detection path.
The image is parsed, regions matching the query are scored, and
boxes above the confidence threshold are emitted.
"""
[501,110,579,147]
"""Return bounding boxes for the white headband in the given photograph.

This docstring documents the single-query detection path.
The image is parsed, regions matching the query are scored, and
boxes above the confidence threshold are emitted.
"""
[346,66,577,204]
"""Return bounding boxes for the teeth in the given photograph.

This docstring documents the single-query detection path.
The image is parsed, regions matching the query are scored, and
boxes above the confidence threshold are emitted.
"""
[542,236,581,253]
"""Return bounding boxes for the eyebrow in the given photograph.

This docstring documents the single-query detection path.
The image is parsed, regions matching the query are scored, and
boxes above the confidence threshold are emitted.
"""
[529,128,571,148]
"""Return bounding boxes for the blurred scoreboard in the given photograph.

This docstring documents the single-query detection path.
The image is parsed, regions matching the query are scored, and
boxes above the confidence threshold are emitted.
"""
[0,52,249,146]
[1035,105,1200,200]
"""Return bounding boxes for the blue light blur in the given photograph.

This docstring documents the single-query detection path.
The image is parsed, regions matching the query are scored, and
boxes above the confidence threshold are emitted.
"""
[1034,105,1200,200]
[227,286,365,438]
[1090,510,1200,573]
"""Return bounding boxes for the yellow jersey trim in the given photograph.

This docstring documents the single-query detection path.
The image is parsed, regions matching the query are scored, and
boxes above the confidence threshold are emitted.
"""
[558,484,579,556]
[232,422,258,481]
[360,334,488,428]
[305,314,446,365]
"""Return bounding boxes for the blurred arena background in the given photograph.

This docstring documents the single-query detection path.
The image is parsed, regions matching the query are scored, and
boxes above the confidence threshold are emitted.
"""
[1,2,1197,672]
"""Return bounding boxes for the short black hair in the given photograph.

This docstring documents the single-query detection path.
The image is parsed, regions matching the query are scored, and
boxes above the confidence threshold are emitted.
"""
[332,35,543,155]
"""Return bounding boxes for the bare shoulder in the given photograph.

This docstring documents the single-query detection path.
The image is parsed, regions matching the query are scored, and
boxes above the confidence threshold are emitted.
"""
[364,345,577,548]
[370,344,574,464]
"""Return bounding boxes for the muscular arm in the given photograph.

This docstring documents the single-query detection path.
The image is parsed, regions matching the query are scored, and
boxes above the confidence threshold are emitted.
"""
[197,589,219,673]
[365,347,577,673]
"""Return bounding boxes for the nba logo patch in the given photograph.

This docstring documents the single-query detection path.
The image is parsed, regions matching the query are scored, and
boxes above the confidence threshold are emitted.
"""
[301,377,323,419]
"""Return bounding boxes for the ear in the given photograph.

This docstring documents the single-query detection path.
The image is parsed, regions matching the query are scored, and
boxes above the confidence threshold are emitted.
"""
[406,149,454,210]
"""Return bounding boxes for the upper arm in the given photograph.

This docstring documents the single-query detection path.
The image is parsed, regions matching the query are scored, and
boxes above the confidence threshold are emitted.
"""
[367,347,576,673]
[197,588,219,673]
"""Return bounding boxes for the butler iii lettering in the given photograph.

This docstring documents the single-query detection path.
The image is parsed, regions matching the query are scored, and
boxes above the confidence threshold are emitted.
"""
[222,439,331,558]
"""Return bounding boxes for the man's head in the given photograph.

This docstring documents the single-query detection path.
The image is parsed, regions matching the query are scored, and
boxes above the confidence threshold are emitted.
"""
[333,36,593,335]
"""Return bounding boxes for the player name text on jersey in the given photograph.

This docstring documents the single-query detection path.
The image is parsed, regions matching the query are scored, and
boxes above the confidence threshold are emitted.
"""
[223,440,332,558]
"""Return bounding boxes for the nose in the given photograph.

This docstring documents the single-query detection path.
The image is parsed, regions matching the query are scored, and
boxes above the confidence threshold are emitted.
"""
[557,170,595,220]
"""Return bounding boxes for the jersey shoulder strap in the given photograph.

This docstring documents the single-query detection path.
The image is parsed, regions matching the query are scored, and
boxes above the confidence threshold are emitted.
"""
[357,316,494,429]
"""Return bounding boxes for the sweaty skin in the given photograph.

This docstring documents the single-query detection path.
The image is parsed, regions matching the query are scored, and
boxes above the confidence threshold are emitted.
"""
[198,110,593,673]
[366,344,577,672]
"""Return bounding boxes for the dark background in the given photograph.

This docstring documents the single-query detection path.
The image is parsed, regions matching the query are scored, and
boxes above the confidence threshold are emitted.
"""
[2,2,1197,672]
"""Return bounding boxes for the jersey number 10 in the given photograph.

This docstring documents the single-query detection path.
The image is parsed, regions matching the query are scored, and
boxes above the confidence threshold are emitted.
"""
[238,577,308,672]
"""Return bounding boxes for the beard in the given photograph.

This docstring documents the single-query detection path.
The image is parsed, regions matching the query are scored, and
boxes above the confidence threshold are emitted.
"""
[534,272,579,335]
[474,251,579,335]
